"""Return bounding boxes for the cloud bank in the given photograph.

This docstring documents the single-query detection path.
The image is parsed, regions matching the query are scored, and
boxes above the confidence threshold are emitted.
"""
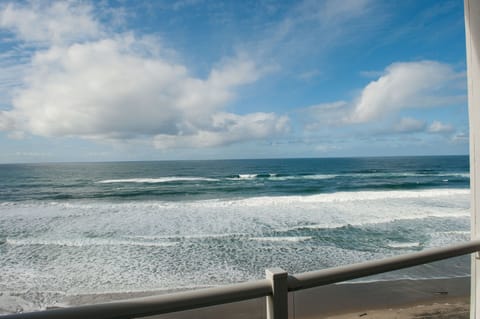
[0,1,289,149]
[304,60,465,135]
[0,1,100,44]
[349,61,464,123]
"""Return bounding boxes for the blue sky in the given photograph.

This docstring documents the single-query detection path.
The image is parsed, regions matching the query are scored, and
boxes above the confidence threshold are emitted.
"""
[0,0,469,163]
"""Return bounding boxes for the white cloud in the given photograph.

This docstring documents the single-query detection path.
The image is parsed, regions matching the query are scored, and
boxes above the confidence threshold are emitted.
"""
[451,132,468,144]
[0,111,14,130]
[349,61,464,123]
[0,1,101,44]
[208,57,261,88]
[0,1,289,149]
[7,36,274,142]
[250,0,378,70]
[428,120,454,133]
[302,61,464,130]
[393,117,426,133]
[0,48,32,109]
[302,101,349,130]
[153,112,289,149]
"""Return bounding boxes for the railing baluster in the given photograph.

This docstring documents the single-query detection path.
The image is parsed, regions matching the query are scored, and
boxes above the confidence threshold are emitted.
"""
[266,268,288,319]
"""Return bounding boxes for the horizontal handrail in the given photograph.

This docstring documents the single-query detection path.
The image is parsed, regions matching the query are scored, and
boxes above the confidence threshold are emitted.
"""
[288,238,480,291]
[0,280,272,319]
[3,239,480,319]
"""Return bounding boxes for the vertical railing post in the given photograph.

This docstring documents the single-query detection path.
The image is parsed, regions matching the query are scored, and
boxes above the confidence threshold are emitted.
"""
[266,268,288,319]
[465,0,480,318]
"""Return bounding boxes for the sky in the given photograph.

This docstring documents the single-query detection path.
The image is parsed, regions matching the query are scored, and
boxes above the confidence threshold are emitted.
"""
[0,0,470,163]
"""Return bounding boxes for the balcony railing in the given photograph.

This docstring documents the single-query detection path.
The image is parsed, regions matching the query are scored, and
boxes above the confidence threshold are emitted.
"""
[2,238,479,319]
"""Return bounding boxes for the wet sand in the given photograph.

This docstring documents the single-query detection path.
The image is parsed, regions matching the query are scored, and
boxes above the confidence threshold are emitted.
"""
[324,299,469,319]
[291,277,470,318]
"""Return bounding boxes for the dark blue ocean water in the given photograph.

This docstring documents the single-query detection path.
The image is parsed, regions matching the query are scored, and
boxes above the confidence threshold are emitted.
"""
[0,156,471,311]
[0,156,470,202]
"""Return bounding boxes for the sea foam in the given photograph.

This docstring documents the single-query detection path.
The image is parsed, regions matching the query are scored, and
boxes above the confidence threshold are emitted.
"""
[0,187,470,309]
[97,177,218,183]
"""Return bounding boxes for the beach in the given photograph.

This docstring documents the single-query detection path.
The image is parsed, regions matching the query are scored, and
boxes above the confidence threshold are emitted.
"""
[13,276,465,318]
[326,301,469,319]
[295,277,469,319]
[153,277,470,318]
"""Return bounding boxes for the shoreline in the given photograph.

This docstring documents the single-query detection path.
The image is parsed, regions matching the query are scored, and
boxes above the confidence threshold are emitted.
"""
[2,276,469,318]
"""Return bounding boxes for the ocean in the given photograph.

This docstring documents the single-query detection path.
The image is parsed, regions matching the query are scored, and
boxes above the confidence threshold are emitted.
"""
[0,156,471,312]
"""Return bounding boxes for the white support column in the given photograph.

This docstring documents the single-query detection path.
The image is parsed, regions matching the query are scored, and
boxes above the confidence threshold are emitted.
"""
[465,1,480,318]
[266,268,288,319]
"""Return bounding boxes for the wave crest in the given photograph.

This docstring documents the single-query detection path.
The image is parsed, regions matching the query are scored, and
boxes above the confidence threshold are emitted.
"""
[97,177,218,184]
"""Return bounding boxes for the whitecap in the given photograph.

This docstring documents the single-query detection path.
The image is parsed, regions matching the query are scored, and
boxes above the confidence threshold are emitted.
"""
[387,242,421,249]
[249,236,312,242]
[301,174,337,180]
[96,177,218,184]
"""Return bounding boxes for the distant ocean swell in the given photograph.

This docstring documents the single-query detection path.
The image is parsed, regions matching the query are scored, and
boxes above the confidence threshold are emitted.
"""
[95,172,470,183]
[5,172,466,202]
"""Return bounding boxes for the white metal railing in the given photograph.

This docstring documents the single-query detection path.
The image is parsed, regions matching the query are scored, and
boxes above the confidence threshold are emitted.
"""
[2,239,480,319]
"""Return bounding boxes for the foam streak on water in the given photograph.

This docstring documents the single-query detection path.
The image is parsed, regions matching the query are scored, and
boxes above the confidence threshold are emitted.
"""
[0,156,471,312]
[97,177,219,183]
[0,189,470,296]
